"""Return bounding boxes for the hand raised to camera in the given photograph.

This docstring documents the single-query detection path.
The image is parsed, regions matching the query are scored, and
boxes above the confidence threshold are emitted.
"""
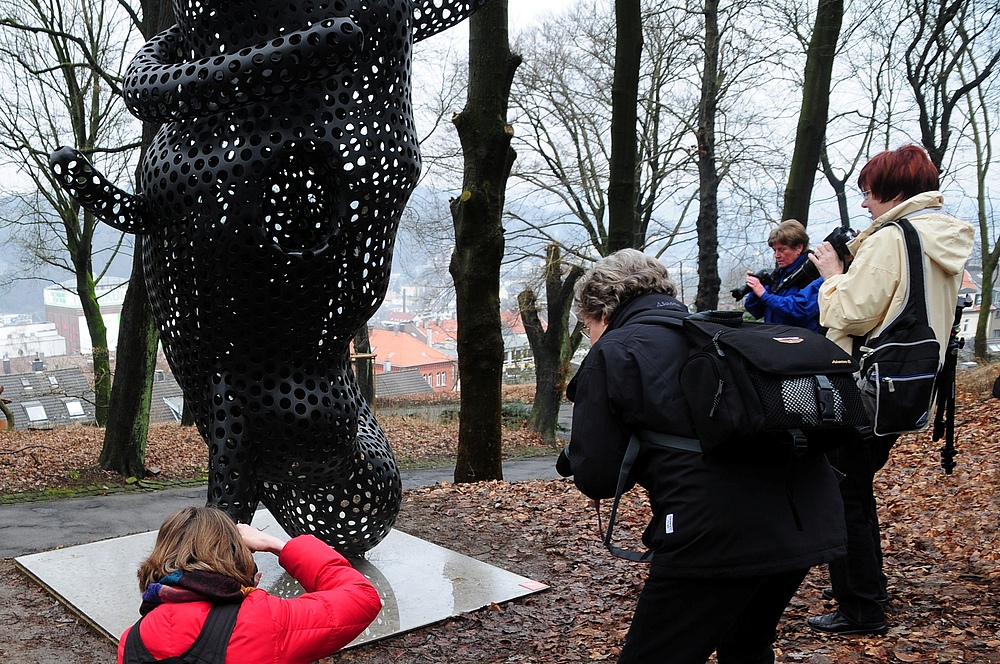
[237,523,286,555]
[808,241,844,279]
[746,272,766,297]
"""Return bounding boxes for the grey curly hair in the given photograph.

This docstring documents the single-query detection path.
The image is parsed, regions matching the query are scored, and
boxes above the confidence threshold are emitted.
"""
[575,249,676,323]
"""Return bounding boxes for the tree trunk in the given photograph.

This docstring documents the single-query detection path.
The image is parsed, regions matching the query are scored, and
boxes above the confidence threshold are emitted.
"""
[100,247,158,477]
[606,0,643,253]
[75,263,112,425]
[694,0,721,312]
[449,0,520,483]
[99,0,172,476]
[0,391,13,431]
[518,245,585,447]
[353,326,375,407]
[781,0,844,227]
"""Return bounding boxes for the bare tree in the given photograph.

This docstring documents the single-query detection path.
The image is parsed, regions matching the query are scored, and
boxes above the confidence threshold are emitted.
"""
[781,0,844,227]
[100,0,170,478]
[900,0,1000,171]
[517,244,584,447]
[450,0,521,483]
[506,1,699,443]
[0,0,139,426]
[608,0,643,251]
[957,53,1000,360]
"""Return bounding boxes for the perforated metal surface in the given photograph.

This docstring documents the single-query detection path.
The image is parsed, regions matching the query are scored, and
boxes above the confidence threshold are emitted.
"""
[50,0,487,555]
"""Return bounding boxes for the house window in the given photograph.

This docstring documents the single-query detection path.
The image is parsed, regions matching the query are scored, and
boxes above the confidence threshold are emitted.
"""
[437,372,445,387]
[65,400,85,417]
[48,375,59,387]
[20,377,32,390]
[24,401,47,422]
[425,374,432,386]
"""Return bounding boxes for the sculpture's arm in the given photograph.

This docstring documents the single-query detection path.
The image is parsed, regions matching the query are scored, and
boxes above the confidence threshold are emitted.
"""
[412,0,491,43]
[49,147,151,234]
[124,18,364,123]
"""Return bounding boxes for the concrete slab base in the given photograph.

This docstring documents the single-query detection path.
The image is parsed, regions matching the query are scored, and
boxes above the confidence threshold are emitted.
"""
[14,509,548,649]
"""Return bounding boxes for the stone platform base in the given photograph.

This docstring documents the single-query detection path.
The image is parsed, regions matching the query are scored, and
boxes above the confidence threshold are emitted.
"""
[15,509,548,648]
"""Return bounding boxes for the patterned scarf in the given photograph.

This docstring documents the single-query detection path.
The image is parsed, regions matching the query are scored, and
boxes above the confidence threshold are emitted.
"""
[140,570,252,615]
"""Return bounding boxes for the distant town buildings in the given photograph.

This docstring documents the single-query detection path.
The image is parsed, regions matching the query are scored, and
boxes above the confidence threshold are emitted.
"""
[43,277,126,355]
[368,328,458,393]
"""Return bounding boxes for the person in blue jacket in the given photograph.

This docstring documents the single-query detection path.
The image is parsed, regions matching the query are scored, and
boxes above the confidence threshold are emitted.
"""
[744,220,822,331]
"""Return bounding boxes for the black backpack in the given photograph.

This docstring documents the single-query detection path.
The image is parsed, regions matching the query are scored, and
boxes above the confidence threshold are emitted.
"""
[601,309,870,561]
[853,218,942,437]
[121,601,241,664]
[630,309,870,458]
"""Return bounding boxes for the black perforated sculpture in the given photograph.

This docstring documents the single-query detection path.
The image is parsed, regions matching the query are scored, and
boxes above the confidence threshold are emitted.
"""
[50,0,488,556]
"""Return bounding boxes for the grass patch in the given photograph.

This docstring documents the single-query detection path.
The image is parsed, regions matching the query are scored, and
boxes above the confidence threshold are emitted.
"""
[0,476,208,506]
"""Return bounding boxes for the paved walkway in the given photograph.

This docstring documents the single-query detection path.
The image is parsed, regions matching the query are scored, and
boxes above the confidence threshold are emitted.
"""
[0,455,560,559]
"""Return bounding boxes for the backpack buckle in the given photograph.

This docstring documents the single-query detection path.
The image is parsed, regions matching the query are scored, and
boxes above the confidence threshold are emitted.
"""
[814,375,837,425]
[790,428,808,457]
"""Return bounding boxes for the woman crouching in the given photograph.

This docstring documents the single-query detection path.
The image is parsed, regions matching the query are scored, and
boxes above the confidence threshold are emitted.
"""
[119,506,381,664]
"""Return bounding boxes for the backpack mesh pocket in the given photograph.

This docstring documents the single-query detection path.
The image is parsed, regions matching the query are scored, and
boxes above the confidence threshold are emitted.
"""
[748,370,866,430]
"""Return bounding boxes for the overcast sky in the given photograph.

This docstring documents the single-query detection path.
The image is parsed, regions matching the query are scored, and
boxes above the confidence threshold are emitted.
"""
[508,0,577,26]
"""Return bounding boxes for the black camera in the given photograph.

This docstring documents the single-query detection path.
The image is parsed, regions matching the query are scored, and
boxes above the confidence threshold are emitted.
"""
[770,226,860,295]
[731,269,773,300]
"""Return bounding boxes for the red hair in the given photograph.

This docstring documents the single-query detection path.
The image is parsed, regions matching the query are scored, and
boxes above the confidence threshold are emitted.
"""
[858,144,939,203]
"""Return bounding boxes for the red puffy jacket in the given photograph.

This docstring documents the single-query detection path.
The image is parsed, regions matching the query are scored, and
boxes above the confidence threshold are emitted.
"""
[117,535,381,664]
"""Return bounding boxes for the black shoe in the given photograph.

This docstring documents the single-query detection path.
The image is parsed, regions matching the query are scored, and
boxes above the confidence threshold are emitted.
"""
[807,610,887,636]
[821,587,889,607]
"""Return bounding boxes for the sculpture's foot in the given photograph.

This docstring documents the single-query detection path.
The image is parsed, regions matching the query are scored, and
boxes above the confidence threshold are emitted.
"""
[258,404,402,556]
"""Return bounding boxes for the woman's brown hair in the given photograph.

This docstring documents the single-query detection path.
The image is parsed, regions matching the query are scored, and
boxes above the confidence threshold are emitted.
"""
[137,506,256,591]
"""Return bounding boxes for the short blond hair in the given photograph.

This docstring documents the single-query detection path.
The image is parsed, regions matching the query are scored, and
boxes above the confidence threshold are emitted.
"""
[137,506,256,591]
[575,249,676,323]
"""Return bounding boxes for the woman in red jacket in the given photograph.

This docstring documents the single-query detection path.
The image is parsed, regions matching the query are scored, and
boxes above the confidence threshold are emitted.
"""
[118,506,381,664]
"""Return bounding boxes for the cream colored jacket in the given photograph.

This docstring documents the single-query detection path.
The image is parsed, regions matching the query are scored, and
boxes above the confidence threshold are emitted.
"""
[818,191,975,364]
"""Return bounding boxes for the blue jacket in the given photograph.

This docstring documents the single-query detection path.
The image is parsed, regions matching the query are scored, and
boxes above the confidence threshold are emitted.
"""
[744,253,823,331]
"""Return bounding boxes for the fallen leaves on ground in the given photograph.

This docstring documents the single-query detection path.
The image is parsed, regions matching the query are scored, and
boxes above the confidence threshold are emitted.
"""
[1,381,999,663]
[0,413,550,496]
[332,386,1000,663]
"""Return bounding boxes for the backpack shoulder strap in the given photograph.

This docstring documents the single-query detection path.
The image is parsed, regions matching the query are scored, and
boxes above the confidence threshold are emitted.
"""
[182,601,242,664]
[892,217,931,325]
[121,602,242,664]
[851,217,929,357]
[621,308,689,331]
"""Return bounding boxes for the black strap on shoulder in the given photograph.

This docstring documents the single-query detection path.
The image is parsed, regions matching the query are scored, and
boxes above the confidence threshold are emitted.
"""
[623,309,690,330]
[122,602,242,664]
[893,218,931,326]
[850,217,929,359]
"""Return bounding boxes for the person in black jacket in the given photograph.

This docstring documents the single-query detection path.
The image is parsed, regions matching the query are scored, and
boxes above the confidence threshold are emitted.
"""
[557,249,847,664]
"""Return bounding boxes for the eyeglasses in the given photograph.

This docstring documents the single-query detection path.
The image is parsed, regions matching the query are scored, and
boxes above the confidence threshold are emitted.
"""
[860,189,873,201]
[580,324,591,334]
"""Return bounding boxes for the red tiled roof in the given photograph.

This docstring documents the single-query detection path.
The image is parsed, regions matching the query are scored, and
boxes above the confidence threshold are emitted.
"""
[960,270,979,292]
[501,309,529,335]
[367,329,455,368]
[421,319,458,343]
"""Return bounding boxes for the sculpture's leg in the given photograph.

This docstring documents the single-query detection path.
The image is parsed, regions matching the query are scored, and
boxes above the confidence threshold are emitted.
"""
[205,371,260,522]
[258,400,401,556]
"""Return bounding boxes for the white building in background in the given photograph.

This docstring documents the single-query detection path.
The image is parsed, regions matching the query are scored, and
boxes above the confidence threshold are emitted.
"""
[43,277,126,355]
[0,322,67,359]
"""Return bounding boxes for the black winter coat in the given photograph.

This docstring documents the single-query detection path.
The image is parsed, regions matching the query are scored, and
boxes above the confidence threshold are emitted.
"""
[564,292,847,577]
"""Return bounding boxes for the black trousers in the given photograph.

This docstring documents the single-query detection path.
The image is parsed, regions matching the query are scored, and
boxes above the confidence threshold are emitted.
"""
[618,566,810,664]
[825,434,897,624]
